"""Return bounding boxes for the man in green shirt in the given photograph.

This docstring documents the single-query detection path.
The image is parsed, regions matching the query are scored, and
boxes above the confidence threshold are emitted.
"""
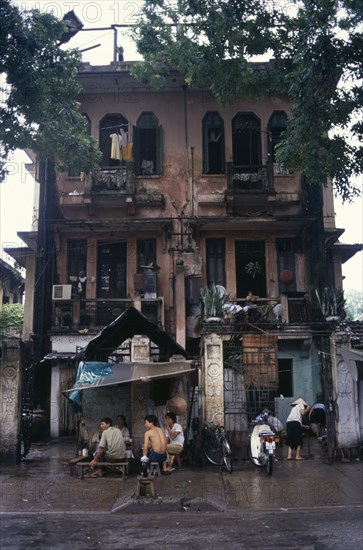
[89,417,125,477]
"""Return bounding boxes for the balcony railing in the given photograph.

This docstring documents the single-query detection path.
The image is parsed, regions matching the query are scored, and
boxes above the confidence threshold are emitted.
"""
[226,162,274,192]
[51,297,164,332]
[202,295,308,334]
[86,162,135,194]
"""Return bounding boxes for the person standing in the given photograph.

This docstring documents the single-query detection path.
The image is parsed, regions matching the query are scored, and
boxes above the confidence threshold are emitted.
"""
[89,417,126,477]
[286,398,311,460]
[164,412,184,472]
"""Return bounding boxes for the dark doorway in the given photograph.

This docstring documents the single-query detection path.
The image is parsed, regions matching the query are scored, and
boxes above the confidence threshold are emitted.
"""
[278,358,293,397]
[97,241,127,299]
[235,241,266,298]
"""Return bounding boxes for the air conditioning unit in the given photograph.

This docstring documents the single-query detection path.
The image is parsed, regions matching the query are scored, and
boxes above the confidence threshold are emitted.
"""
[52,284,72,300]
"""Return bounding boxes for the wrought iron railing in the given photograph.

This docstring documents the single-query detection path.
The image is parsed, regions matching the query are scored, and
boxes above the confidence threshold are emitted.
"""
[86,162,135,193]
[226,162,274,192]
[51,297,164,331]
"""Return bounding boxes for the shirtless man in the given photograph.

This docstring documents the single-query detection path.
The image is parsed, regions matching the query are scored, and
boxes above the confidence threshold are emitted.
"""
[142,414,167,464]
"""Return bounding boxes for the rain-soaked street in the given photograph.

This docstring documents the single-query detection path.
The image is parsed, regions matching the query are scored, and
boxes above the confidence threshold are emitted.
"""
[1,438,362,549]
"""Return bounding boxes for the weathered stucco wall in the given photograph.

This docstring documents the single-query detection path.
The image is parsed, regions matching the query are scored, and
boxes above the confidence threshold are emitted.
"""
[0,339,22,464]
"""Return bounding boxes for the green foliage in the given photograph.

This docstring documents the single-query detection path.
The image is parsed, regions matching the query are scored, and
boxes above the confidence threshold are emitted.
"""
[201,283,227,318]
[132,0,363,201]
[0,303,24,339]
[315,287,346,319]
[344,289,363,321]
[244,261,262,279]
[0,0,101,177]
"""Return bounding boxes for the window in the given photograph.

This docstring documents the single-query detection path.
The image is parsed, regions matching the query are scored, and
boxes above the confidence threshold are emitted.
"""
[137,239,157,272]
[202,112,225,174]
[268,111,288,162]
[206,239,226,287]
[67,240,87,297]
[232,113,261,170]
[99,114,129,168]
[133,112,163,176]
[68,114,91,176]
[276,238,301,293]
[235,241,266,298]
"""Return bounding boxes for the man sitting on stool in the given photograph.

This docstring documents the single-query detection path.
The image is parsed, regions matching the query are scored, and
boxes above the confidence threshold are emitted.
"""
[164,412,184,472]
[142,414,167,469]
[89,417,125,477]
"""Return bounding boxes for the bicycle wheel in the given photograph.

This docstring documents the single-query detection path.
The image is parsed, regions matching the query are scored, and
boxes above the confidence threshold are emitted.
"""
[203,437,222,465]
[266,454,274,475]
[222,439,233,473]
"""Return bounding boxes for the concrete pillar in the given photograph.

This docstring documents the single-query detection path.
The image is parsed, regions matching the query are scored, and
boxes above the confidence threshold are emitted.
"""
[0,339,22,464]
[50,364,60,438]
[131,380,149,455]
[131,335,150,362]
[175,260,186,349]
[202,333,224,423]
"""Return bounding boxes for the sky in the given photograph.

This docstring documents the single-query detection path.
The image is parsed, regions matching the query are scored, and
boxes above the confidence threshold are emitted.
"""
[1,0,362,293]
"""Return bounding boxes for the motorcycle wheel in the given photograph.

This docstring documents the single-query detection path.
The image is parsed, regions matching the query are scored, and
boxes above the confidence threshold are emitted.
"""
[247,444,264,467]
[266,454,274,475]
[203,438,222,465]
[222,439,233,473]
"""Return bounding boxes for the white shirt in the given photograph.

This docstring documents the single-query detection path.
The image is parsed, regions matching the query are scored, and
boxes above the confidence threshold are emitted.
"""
[286,403,305,425]
[165,422,184,447]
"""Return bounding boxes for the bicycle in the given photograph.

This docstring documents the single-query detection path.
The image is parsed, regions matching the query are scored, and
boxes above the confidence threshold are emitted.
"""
[202,412,233,473]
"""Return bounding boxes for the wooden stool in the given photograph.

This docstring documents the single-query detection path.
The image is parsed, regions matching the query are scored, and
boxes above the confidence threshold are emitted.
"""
[149,461,161,476]
[136,476,156,498]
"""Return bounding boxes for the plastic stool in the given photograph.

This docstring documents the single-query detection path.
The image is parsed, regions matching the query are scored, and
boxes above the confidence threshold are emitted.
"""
[149,461,161,476]
[136,476,156,498]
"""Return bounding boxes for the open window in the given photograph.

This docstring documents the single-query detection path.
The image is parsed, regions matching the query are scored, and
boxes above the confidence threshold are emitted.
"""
[133,112,163,176]
[203,111,225,174]
[276,238,301,293]
[235,241,266,298]
[67,240,87,297]
[268,111,288,162]
[97,241,127,299]
[99,114,129,168]
[232,113,261,171]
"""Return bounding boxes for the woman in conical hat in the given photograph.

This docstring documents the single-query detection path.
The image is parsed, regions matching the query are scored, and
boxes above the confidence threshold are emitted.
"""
[286,398,311,460]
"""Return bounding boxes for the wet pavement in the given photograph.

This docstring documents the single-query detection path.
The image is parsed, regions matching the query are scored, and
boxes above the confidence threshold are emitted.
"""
[0,436,362,515]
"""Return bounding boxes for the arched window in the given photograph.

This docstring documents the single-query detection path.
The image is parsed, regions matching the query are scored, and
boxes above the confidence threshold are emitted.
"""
[202,112,225,174]
[133,112,163,175]
[99,114,129,168]
[232,113,261,171]
[268,111,288,162]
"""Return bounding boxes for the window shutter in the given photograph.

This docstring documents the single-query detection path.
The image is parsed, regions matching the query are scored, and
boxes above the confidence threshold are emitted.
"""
[133,125,140,175]
[157,125,163,174]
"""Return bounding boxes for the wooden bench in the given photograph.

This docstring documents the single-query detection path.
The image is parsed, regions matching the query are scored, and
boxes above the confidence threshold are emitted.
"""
[76,460,129,480]
[68,456,89,476]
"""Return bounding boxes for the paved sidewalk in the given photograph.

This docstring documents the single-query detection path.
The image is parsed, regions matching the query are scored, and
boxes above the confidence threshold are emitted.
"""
[0,438,362,515]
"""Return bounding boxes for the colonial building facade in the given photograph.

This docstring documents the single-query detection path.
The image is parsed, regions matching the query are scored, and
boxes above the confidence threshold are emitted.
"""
[4,60,362,460]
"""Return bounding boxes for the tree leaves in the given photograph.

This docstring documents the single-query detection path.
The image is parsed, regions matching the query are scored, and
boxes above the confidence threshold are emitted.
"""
[132,0,362,201]
[0,1,101,177]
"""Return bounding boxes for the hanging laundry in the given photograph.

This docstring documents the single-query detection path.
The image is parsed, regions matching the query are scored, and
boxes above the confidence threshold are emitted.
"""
[110,133,122,160]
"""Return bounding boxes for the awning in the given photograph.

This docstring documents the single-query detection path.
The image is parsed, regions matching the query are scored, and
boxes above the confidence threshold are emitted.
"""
[64,359,195,392]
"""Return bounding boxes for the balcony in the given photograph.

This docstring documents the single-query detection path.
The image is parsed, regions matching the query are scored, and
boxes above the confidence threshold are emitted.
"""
[202,294,309,336]
[51,297,165,333]
[225,162,274,214]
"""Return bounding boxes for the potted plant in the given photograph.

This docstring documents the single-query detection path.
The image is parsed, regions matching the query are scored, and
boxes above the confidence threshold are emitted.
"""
[201,284,227,320]
[315,287,341,322]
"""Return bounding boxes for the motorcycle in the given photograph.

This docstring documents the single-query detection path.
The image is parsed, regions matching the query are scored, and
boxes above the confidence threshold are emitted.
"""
[248,413,280,475]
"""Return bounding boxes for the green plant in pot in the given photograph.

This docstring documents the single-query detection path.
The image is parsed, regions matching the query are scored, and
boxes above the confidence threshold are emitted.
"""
[201,284,227,319]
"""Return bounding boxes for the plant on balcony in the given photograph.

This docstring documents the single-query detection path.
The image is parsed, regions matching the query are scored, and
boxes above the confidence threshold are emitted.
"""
[201,284,227,320]
[315,287,344,321]
[244,261,262,279]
